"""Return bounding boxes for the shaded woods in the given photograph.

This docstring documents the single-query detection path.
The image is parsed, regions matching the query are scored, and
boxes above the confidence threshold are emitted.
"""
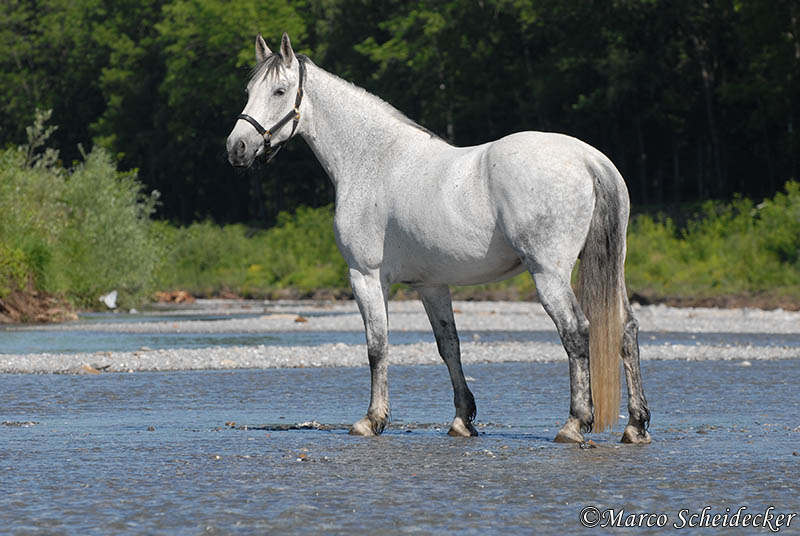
[2,0,798,223]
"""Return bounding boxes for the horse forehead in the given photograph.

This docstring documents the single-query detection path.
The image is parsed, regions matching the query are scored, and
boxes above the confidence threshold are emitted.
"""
[249,60,299,90]
[248,70,289,92]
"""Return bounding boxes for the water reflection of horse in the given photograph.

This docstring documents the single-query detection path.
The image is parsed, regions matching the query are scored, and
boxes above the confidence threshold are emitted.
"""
[227,33,650,444]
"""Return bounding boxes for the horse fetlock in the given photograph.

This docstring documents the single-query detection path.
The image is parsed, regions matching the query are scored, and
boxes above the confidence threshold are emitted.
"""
[629,405,651,430]
[570,405,594,434]
[462,390,477,422]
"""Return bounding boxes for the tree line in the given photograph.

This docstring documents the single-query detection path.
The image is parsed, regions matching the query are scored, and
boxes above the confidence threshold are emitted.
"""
[1,0,798,224]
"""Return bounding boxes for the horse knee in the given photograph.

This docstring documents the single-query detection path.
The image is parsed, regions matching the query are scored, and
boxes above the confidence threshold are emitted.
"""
[366,334,387,359]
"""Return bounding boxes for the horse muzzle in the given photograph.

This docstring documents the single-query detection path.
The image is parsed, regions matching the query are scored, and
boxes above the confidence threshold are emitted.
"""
[226,133,263,168]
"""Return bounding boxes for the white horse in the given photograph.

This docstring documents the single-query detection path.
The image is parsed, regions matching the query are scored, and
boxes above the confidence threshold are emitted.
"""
[227,33,651,444]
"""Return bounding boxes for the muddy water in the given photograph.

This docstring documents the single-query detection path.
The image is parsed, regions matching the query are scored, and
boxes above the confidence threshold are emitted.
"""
[2,359,799,534]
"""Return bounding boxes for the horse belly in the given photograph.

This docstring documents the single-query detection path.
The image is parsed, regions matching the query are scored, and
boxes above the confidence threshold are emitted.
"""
[385,211,524,287]
[382,146,527,286]
[421,243,525,286]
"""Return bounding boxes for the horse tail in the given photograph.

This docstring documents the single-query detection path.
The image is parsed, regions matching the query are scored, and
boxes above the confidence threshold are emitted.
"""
[578,164,626,432]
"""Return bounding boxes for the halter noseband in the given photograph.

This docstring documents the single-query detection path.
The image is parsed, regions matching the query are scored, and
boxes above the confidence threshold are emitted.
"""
[236,54,307,162]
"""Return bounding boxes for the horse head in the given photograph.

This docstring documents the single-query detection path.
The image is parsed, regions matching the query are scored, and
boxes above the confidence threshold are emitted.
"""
[227,33,305,167]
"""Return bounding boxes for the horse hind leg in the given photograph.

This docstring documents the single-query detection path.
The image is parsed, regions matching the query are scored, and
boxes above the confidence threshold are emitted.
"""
[620,298,652,444]
[349,268,391,436]
[418,285,478,437]
[529,269,594,444]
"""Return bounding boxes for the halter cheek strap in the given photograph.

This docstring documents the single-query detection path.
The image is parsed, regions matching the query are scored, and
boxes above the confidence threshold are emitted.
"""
[236,55,306,162]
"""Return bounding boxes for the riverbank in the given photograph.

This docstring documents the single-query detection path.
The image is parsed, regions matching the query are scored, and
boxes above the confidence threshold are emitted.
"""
[2,285,797,328]
[0,288,77,324]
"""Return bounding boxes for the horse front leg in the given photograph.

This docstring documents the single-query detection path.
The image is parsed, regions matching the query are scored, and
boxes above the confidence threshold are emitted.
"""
[418,285,478,437]
[349,268,390,436]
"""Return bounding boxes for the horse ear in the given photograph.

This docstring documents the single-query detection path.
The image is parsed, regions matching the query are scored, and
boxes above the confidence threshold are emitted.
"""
[280,32,295,66]
[255,33,271,63]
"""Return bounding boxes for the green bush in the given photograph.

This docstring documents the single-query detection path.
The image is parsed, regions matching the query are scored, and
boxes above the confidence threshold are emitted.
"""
[0,244,27,298]
[51,149,163,307]
[0,110,163,307]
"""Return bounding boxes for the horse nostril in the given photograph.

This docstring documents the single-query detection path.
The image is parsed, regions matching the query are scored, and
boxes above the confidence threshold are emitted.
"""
[236,139,246,157]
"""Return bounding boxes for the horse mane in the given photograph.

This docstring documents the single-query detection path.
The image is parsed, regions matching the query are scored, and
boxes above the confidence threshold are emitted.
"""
[353,83,443,141]
[250,54,441,141]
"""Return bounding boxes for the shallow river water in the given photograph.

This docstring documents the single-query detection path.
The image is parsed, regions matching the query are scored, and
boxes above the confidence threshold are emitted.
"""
[2,359,799,534]
[2,301,800,533]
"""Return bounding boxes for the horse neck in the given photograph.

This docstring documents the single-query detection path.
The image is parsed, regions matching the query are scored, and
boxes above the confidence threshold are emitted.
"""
[299,63,445,187]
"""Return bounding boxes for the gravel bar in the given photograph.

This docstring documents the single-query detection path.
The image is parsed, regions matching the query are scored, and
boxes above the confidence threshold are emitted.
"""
[2,300,798,374]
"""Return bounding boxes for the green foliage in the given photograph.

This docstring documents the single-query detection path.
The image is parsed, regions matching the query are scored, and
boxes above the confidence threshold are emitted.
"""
[626,181,800,297]
[50,149,163,307]
[155,183,800,301]
[155,221,255,295]
[253,205,348,290]
[3,1,800,307]
[0,111,163,307]
[3,111,799,307]
[156,205,348,296]
[0,245,27,298]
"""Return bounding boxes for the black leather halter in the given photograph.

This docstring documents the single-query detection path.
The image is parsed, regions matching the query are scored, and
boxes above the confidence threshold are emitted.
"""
[236,54,306,162]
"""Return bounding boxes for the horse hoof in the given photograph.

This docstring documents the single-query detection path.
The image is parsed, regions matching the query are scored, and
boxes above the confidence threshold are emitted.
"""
[554,420,585,443]
[349,418,378,436]
[620,425,651,444]
[448,418,478,437]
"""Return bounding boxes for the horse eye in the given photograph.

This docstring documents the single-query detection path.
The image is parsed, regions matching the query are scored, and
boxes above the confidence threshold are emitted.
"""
[273,88,286,97]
